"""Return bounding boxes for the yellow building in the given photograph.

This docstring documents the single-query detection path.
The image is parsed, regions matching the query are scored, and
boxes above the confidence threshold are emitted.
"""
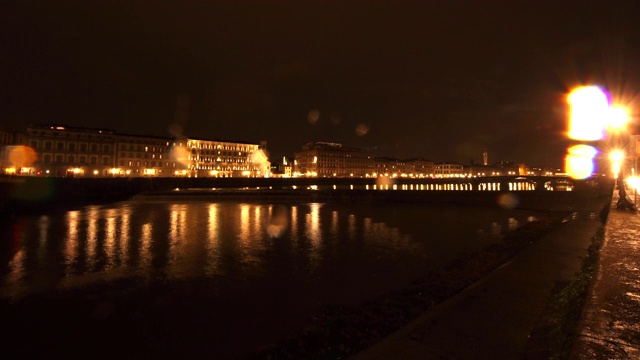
[374,157,434,178]
[294,142,374,177]
[434,162,465,177]
[115,133,177,177]
[23,124,117,177]
[179,138,269,178]
[4,124,268,178]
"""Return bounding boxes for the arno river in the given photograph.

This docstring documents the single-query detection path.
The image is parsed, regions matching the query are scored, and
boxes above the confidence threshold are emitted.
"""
[0,199,548,359]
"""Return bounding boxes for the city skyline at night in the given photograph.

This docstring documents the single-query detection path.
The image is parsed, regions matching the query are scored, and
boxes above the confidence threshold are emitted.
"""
[2,0,640,168]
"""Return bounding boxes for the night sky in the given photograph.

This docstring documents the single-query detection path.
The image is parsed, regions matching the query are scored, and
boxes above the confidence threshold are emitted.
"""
[2,0,640,167]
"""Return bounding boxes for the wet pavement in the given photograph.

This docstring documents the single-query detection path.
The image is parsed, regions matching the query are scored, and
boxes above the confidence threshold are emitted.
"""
[571,194,640,359]
[350,194,610,360]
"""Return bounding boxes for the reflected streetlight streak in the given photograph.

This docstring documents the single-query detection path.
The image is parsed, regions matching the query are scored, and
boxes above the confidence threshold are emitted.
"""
[240,204,250,247]
[120,208,131,264]
[253,206,262,236]
[64,211,79,275]
[86,207,99,270]
[140,223,152,274]
[290,206,299,243]
[105,209,118,269]
[348,213,356,239]
[206,204,219,276]
[168,204,187,269]
[305,203,322,270]
[331,210,338,237]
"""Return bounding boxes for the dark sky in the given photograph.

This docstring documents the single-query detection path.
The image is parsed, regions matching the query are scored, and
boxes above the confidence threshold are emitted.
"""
[2,0,640,167]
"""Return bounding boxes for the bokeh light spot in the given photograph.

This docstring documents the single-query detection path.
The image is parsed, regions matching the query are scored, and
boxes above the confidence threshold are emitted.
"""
[307,109,320,124]
[8,146,37,167]
[565,144,597,179]
[497,193,519,209]
[355,123,369,136]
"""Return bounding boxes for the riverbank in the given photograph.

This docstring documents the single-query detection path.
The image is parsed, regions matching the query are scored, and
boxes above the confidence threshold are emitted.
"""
[347,192,611,360]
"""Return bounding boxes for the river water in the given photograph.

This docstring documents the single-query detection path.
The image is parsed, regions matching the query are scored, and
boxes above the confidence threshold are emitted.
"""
[0,199,547,359]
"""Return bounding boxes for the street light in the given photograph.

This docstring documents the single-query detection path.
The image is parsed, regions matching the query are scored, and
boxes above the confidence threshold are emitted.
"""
[610,150,624,179]
[627,176,640,208]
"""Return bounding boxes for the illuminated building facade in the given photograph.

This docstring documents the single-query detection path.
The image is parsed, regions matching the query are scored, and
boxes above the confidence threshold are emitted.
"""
[22,124,117,177]
[375,157,407,177]
[179,138,269,178]
[2,124,267,178]
[0,129,17,173]
[404,158,435,177]
[373,158,434,178]
[294,142,374,177]
[434,162,465,177]
[116,133,177,176]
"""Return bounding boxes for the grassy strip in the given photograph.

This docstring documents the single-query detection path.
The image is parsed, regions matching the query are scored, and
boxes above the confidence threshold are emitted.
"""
[548,223,607,359]
[246,212,571,360]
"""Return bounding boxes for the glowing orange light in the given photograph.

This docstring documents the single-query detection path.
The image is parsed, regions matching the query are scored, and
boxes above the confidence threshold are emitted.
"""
[608,107,629,131]
[610,150,625,178]
[8,146,37,167]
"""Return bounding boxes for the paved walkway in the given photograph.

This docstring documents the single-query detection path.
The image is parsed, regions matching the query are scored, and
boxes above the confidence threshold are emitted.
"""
[571,195,640,359]
[350,197,609,360]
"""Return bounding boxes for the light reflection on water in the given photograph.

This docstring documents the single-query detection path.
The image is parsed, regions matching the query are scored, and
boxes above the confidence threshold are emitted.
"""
[0,201,543,300]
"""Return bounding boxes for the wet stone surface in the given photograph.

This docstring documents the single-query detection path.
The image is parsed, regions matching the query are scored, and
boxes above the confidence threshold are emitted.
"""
[573,200,640,359]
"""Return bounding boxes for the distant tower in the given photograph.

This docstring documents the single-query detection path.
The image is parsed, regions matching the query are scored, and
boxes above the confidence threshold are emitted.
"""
[483,149,488,166]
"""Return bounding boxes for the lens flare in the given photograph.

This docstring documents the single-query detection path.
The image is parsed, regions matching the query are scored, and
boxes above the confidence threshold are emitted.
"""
[267,205,288,238]
[251,149,270,177]
[567,86,609,141]
[565,144,597,179]
[355,123,369,136]
[170,145,190,167]
[497,193,519,209]
[307,109,320,124]
[8,146,37,167]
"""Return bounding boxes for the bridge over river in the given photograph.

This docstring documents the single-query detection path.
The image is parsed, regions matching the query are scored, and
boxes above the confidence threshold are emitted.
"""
[0,174,611,214]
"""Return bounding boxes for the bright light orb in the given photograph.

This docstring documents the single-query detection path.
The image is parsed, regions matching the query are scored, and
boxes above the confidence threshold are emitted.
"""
[608,107,629,131]
[567,86,609,141]
[610,150,625,179]
[626,176,640,191]
[565,144,598,179]
[8,146,37,167]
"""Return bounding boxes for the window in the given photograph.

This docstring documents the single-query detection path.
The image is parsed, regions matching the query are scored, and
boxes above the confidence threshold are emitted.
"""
[90,156,97,165]
[103,157,109,165]
[57,142,64,151]
[90,144,98,153]
[79,156,86,164]
[68,143,76,152]
[44,155,51,164]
